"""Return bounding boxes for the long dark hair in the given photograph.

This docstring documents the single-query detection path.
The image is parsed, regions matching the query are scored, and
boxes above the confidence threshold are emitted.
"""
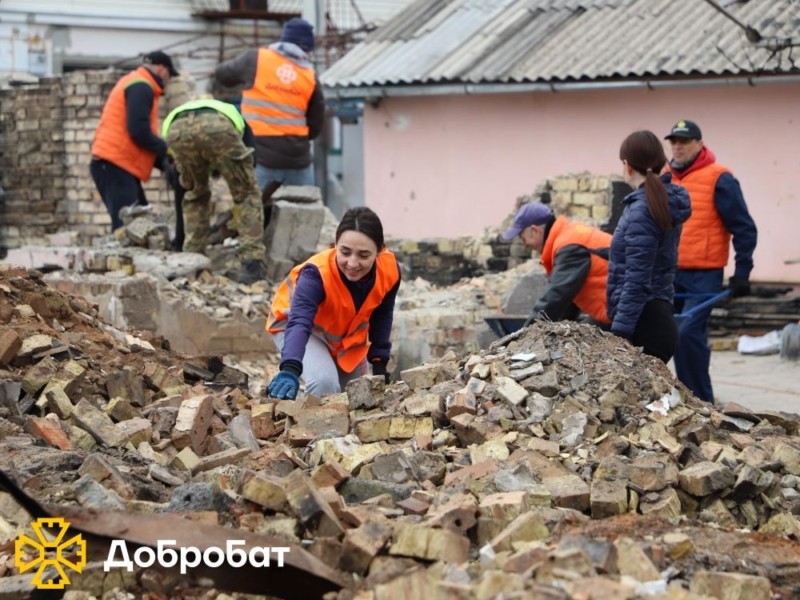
[619,130,672,231]
[336,207,385,249]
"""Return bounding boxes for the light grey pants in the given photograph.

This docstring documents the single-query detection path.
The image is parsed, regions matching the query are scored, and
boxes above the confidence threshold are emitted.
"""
[272,332,367,397]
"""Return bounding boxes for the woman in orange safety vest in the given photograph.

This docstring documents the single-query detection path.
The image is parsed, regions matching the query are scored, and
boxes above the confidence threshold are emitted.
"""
[266,207,401,399]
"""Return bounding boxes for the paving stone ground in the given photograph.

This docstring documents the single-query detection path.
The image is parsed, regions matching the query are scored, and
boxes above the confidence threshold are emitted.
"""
[668,351,800,414]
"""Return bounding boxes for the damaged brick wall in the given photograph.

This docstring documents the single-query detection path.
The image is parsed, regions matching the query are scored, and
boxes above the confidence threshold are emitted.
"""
[0,78,68,254]
[388,172,625,287]
[546,172,616,224]
[0,71,177,254]
[1,73,622,272]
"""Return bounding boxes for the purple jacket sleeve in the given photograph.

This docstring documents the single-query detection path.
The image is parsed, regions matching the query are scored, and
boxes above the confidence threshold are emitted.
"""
[280,265,325,366]
[367,266,401,364]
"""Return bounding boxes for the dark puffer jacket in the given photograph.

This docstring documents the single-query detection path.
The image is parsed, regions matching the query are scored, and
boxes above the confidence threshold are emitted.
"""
[607,174,692,338]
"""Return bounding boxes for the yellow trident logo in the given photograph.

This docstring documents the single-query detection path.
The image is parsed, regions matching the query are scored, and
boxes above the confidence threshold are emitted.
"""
[14,517,87,589]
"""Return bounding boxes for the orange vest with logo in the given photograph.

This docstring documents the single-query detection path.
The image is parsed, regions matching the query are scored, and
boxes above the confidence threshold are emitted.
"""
[241,48,315,137]
[540,216,611,324]
[670,163,730,269]
[91,67,163,182]
[267,248,400,372]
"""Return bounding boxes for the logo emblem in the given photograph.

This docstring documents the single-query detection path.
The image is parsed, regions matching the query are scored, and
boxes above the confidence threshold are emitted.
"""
[15,517,87,589]
[276,64,298,85]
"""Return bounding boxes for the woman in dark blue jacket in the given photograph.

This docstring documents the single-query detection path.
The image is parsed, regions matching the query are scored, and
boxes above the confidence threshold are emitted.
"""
[607,130,692,363]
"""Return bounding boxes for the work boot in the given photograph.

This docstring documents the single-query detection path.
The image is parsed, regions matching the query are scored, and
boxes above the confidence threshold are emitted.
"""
[237,259,268,285]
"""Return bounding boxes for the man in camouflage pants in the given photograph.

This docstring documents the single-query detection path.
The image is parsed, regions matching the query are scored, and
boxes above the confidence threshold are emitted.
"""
[162,98,268,284]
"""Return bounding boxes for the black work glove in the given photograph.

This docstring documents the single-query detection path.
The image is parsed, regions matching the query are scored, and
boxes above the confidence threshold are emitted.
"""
[523,310,544,328]
[729,276,751,298]
[371,361,390,384]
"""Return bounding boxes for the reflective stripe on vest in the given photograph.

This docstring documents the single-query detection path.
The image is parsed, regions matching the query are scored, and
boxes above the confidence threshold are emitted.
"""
[91,67,163,182]
[671,163,731,269]
[241,48,315,137]
[267,248,400,372]
[540,216,612,324]
[162,97,246,137]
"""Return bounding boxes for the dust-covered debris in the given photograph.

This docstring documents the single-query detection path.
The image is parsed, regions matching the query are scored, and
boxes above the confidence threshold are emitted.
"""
[0,265,799,599]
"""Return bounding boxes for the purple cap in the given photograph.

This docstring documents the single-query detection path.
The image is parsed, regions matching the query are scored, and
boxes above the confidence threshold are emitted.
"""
[502,203,554,241]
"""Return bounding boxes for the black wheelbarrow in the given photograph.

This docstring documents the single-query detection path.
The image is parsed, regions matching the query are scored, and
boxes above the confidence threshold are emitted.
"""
[484,315,529,337]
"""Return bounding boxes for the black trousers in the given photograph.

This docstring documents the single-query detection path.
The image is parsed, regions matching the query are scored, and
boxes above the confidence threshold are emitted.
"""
[631,299,678,363]
[90,159,148,231]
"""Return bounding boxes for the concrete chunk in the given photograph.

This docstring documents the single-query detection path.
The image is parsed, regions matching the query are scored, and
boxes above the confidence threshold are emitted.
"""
[690,570,771,600]
[678,461,735,497]
[339,520,392,574]
[240,473,288,511]
[283,469,345,537]
[0,329,22,365]
[171,395,213,454]
[494,376,529,406]
[390,523,469,563]
[71,398,127,447]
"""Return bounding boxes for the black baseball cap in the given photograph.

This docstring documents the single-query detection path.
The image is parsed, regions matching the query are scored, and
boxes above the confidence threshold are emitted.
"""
[665,119,702,140]
[143,51,179,77]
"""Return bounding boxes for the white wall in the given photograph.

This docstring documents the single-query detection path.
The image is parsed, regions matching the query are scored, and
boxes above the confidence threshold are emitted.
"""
[0,0,413,80]
[360,83,800,283]
[0,4,290,97]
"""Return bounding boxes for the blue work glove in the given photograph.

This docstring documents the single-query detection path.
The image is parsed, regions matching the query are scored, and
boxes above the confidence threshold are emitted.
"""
[267,371,299,400]
[371,360,390,383]
[728,276,751,298]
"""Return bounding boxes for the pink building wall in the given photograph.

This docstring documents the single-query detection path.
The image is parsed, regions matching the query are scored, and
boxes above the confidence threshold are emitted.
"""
[362,83,800,283]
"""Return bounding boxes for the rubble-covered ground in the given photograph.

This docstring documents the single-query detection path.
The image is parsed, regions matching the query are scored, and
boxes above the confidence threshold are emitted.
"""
[0,264,799,600]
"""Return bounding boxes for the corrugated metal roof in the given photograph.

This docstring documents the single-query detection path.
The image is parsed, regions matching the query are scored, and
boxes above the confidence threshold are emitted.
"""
[322,0,800,89]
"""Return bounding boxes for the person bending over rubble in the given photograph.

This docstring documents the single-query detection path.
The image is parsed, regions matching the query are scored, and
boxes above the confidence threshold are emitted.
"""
[502,202,612,327]
[90,51,178,231]
[162,98,268,284]
[265,207,401,400]
[607,130,691,363]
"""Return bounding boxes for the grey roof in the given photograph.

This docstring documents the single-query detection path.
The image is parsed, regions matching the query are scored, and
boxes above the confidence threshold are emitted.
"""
[321,0,800,90]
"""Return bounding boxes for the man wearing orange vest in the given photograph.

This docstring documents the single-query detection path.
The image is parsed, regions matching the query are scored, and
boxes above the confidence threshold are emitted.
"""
[215,18,325,196]
[503,202,612,327]
[90,51,178,231]
[665,119,757,403]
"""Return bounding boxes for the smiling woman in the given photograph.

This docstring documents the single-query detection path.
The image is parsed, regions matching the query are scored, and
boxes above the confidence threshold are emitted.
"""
[264,207,402,399]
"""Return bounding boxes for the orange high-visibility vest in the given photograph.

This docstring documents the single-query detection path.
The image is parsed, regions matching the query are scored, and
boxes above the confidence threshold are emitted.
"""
[91,67,163,181]
[670,163,731,269]
[267,248,400,372]
[241,48,315,137]
[540,216,611,324]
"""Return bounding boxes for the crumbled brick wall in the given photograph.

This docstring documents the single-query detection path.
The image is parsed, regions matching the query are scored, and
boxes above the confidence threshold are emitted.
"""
[546,172,615,224]
[0,71,201,254]
[388,172,623,287]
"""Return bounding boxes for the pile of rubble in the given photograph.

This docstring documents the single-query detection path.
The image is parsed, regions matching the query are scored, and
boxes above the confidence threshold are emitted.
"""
[0,265,799,599]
